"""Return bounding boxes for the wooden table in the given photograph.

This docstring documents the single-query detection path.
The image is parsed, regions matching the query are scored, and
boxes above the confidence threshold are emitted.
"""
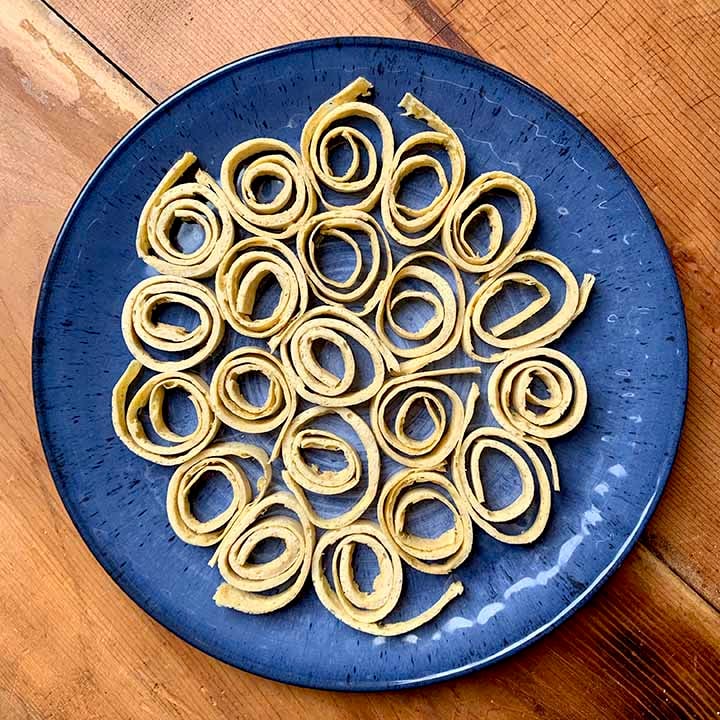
[2,0,719,717]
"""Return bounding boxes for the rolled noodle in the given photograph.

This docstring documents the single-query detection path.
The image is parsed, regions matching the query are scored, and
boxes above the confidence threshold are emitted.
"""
[112,360,220,465]
[121,275,224,372]
[220,139,316,239]
[210,347,296,460]
[312,520,464,636]
[488,347,588,438]
[381,93,465,246]
[271,305,399,406]
[300,77,394,212]
[281,406,379,529]
[376,251,465,374]
[442,171,536,274]
[166,442,271,546]
[215,236,309,338]
[213,492,315,614]
[463,249,595,363]
[370,368,482,469]
[136,152,234,278]
[296,209,392,315]
[453,426,559,545]
[378,468,473,574]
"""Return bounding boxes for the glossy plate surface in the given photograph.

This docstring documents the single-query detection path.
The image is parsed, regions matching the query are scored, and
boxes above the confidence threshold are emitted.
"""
[33,38,687,690]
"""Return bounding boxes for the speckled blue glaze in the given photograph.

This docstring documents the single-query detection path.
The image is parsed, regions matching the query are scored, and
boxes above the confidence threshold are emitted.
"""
[32,38,687,691]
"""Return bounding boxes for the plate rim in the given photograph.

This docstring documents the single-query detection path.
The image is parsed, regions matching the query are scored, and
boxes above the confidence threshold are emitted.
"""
[32,35,689,692]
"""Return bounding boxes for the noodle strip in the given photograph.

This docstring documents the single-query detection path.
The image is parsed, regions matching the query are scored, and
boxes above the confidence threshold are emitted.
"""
[121,275,224,371]
[137,152,234,278]
[312,521,463,636]
[111,360,220,465]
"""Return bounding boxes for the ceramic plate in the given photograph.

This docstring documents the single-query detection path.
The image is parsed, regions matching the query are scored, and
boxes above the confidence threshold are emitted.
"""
[32,38,687,690]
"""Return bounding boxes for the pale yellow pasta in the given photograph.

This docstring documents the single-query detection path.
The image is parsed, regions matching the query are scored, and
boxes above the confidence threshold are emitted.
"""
[137,152,234,278]
[375,251,465,374]
[220,139,316,239]
[281,406,379,530]
[296,209,393,315]
[115,79,598,633]
[377,468,473,574]
[487,347,588,439]
[112,360,220,466]
[370,368,482,469]
[442,171,536,274]
[213,492,315,614]
[463,249,595,363]
[270,305,399,407]
[215,236,309,338]
[209,348,296,461]
[121,275,224,372]
[453,426,559,545]
[381,93,465,246]
[300,77,394,211]
[166,442,271,546]
[312,521,464,636]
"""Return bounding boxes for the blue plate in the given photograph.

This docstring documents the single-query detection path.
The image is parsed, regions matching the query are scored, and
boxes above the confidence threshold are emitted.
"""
[32,38,687,690]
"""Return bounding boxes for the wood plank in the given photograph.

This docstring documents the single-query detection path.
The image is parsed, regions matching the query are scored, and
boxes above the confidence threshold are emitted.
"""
[49,0,720,609]
[1,0,718,718]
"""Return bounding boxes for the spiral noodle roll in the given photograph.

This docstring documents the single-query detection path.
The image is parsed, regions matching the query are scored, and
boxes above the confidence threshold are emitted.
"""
[111,360,220,465]
[121,275,224,372]
[488,347,588,439]
[370,368,482,469]
[166,442,271,546]
[453,426,559,545]
[270,305,398,407]
[312,521,464,636]
[215,236,309,338]
[210,348,296,460]
[381,93,466,246]
[220,139,316,239]
[136,152,235,278]
[378,468,473,574]
[296,210,393,315]
[463,250,595,362]
[442,171,536,274]
[281,406,379,529]
[300,77,394,212]
[212,492,315,614]
[375,251,465,373]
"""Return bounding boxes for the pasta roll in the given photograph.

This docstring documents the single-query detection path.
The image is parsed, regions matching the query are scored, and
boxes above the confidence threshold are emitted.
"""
[375,251,465,373]
[296,209,392,315]
[370,368,482,469]
[215,236,309,338]
[121,275,224,372]
[377,468,473,574]
[213,492,315,614]
[488,347,588,439]
[442,171,536,274]
[300,77,394,211]
[452,426,559,545]
[312,521,464,636]
[111,360,220,465]
[281,406,380,530]
[463,249,595,363]
[270,305,398,407]
[381,93,465,246]
[136,152,234,278]
[166,442,271,546]
[210,348,296,460]
[220,139,316,239]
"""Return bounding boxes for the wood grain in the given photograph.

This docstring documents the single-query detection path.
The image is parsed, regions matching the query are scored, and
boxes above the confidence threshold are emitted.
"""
[51,0,720,611]
[1,0,719,718]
